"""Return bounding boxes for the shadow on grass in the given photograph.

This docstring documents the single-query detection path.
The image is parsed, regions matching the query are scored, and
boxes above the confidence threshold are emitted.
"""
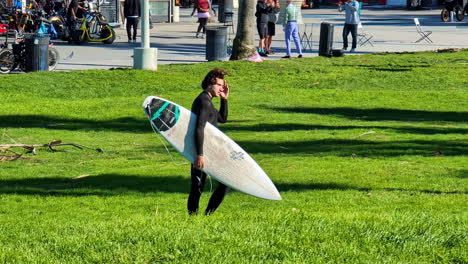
[455,170,468,179]
[0,115,150,133]
[0,175,465,196]
[277,182,467,195]
[223,123,468,135]
[270,107,468,123]
[236,139,467,157]
[333,64,431,72]
[1,115,467,136]
[0,174,189,196]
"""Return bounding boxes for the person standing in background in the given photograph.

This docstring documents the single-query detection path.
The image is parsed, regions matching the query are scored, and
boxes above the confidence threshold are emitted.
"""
[282,0,302,58]
[338,0,359,52]
[124,0,141,44]
[255,0,271,57]
[265,0,280,55]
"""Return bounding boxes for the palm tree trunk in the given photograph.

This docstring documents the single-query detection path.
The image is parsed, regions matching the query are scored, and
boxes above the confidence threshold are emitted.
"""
[230,0,257,60]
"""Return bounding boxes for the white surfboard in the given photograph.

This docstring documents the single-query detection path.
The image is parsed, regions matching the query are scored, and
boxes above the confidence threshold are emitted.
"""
[143,96,281,200]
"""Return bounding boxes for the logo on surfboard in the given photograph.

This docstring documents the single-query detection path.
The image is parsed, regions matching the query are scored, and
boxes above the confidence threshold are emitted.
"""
[230,151,245,161]
[146,98,180,132]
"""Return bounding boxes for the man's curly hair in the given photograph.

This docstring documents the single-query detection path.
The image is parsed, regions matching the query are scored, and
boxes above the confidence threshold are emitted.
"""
[201,68,227,90]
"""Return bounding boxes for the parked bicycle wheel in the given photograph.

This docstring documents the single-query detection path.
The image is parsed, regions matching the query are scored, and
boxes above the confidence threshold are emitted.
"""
[0,48,14,74]
[48,47,60,71]
[441,8,450,22]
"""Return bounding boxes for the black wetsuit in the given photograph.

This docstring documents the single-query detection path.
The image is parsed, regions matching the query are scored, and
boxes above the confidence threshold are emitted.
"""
[187,91,229,215]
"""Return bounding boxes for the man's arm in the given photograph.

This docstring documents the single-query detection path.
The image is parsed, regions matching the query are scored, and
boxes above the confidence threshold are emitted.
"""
[338,2,344,12]
[217,99,228,123]
[194,99,211,156]
[193,98,211,169]
[346,2,358,12]
[257,2,268,14]
[283,6,290,26]
[273,5,280,14]
[217,80,229,123]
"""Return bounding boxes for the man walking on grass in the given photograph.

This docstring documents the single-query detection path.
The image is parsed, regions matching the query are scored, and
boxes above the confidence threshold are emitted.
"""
[188,68,230,216]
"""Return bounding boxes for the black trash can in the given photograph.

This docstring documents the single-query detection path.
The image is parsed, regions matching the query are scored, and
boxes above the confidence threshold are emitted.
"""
[319,22,333,57]
[24,33,49,72]
[206,26,228,61]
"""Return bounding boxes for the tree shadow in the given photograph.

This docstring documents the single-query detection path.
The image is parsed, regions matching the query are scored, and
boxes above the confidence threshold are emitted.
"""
[0,115,150,133]
[223,123,468,135]
[236,139,467,156]
[332,64,432,72]
[455,170,468,179]
[1,174,464,197]
[277,182,467,195]
[270,107,468,123]
[0,174,189,196]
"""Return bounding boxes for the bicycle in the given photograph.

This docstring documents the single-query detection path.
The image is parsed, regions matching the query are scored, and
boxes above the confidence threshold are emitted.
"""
[0,33,60,74]
[441,0,466,22]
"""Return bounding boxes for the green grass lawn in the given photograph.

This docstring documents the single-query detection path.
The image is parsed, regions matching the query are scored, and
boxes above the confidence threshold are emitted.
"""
[0,51,467,263]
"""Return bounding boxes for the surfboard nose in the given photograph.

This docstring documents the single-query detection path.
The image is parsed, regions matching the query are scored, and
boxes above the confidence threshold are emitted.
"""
[251,181,282,200]
[266,191,282,200]
[263,188,282,200]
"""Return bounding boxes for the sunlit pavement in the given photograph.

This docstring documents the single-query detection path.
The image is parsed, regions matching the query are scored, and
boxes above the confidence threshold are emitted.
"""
[53,6,468,71]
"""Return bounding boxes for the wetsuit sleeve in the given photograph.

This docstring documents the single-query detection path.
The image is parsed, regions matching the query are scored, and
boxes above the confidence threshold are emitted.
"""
[194,98,211,156]
[217,98,228,123]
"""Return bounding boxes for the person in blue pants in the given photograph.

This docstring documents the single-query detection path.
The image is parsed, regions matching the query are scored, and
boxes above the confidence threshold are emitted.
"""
[282,0,302,59]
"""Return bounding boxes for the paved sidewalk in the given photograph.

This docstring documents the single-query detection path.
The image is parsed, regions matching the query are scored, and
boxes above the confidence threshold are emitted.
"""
[53,7,468,71]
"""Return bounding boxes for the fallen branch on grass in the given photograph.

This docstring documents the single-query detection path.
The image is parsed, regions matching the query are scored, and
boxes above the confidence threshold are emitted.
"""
[0,140,103,162]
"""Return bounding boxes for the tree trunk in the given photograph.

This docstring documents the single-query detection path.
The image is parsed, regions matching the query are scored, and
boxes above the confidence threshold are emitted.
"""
[230,0,257,60]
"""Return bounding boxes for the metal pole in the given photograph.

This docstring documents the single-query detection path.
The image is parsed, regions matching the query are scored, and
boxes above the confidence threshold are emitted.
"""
[133,0,158,70]
[141,0,150,49]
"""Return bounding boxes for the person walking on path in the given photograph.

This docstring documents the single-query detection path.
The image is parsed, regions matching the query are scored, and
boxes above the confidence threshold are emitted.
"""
[188,68,230,216]
[191,0,211,38]
[282,0,302,58]
[124,0,141,43]
[255,0,271,57]
[266,0,280,54]
[338,0,360,52]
